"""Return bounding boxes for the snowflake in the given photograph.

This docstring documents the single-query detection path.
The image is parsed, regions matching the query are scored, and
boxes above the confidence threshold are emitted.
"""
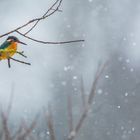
[125,92,128,97]
[105,75,109,79]
[117,105,121,109]
[73,76,78,80]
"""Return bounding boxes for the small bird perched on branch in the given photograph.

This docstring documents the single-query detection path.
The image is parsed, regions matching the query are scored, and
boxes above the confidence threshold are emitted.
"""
[0,36,31,68]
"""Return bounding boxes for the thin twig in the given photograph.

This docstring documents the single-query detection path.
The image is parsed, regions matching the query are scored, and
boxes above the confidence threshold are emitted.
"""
[17,115,38,140]
[16,51,27,58]
[9,57,31,66]
[22,120,37,140]
[0,0,63,38]
[67,62,108,140]
[0,0,84,45]
[80,77,86,109]
[24,0,62,35]
[24,20,40,35]
[88,62,108,104]
[11,121,24,140]
[46,104,56,140]
[7,58,11,68]
[1,111,11,140]
[67,94,73,133]
[43,0,62,18]
[51,8,62,12]
[17,30,84,45]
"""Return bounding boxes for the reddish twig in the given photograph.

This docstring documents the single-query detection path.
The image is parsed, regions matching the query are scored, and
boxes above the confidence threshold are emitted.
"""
[80,77,86,109]
[17,115,38,140]
[67,62,108,140]
[11,123,23,140]
[67,94,73,133]
[1,111,11,140]
[46,104,56,140]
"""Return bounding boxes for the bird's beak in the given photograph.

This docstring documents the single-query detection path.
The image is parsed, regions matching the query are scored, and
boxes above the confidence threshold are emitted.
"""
[18,41,27,45]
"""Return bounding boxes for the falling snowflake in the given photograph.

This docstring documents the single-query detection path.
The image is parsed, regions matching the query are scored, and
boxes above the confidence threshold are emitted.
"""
[132,42,136,46]
[126,59,130,63]
[125,92,128,97]
[130,68,134,72]
[97,89,103,95]
[132,127,135,132]
[73,76,78,80]
[46,131,50,135]
[105,75,109,79]
[117,105,121,109]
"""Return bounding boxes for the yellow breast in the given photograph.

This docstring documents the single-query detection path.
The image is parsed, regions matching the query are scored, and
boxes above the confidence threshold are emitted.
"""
[0,42,17,60]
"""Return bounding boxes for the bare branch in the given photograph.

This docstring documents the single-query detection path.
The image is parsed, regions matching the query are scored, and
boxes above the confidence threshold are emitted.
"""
[67,94,73,133]
[17,115,38,140]
[0,86,15,140]
[0,0,84,45]
[88,62,108,105]
[46,104,56,140]
[7,58,11,68]
[17,30,84,45]
[11,121,24,140]
[80,77,86,109]
[1,111,11,140]
[0,0,63,38]
[16,51,27,58]
[9,57,31,66]
[21,120,37,140]
[43,0,62,18]
[24,0,63,35]
[67,62,108,140]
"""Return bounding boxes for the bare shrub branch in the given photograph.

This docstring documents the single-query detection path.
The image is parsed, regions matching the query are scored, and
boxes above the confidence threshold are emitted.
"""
[0,62,108,140]
[46,105,56,140]
[80,77,86,109]
[0,0,84,45]
[11,122,23,140]
[1,111,11,140]
[67,94,73,133]
[67,62,108,140]
[17,115,38,140]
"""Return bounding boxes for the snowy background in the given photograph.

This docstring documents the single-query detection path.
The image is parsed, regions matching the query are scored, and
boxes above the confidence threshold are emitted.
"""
[0,0,140,139]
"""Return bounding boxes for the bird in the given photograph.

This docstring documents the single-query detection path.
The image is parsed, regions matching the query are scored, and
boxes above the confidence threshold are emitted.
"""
[0,36,30,68]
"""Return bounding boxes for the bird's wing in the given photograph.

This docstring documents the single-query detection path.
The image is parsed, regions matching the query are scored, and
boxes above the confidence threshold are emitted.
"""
[0,41,11,50]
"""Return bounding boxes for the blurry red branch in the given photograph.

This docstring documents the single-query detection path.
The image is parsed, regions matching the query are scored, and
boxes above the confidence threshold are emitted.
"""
[67,94,74,133]
[0,88,38,140]
[0,62,108,140]
[0,0,84,45]
[46,105,56,140]
[67,62,108,140]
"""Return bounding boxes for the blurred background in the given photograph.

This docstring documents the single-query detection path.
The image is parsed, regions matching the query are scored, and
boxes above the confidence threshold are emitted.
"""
[0,0,140,140]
